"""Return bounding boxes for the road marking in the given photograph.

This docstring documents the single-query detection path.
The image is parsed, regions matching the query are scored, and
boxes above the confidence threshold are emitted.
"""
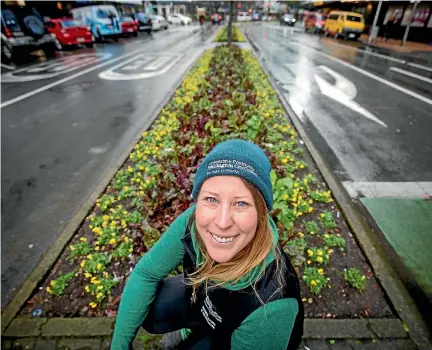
[343,181,432,198]
[99,54,183,80]
[271,25,432,73]
[289,41,432,106]
[1,53,112,82]
[390,66,432,84]
[1,49,146,108]
[314,65,387,128]
[1,63,16,70]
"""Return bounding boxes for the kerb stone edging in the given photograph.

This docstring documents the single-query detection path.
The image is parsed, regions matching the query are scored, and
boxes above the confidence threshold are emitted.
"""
[3,317,407,340]
[0,44,205,333]
[243,29,431,350]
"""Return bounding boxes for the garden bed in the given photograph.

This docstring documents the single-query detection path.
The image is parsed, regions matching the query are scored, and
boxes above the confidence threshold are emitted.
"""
[21,45,394,319]
[213,25,246,42]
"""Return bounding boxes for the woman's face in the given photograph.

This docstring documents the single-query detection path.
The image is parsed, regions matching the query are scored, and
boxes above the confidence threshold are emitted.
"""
[195,176,258,263]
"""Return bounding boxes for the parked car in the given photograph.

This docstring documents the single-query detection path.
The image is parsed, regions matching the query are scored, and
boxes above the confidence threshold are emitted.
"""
[71,5,122,42]
[46,18,93,50]
[119,16,138,37]
[324,11,364,40]
[168,14,192,25]
[280,13,296,26]
[305,13,327,33]
[237,12,252,22]
[1,5,57,64]
[134,13,152,34]
[211,13,223,25]
[252,13,261,21]
[151,15,168,31]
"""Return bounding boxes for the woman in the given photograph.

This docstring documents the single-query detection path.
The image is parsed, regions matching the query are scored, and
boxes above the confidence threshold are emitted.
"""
[112,139,304,349]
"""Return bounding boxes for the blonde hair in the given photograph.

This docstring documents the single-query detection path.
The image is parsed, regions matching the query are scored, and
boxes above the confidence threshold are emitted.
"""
[187,179,284,302]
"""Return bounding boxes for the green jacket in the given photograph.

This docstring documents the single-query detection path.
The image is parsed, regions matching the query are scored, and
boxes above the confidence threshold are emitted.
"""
[111,205,298,349]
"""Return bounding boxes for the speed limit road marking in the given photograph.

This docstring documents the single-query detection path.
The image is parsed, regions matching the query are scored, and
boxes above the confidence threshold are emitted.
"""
[99,53,183,80]
[1,53,112,83]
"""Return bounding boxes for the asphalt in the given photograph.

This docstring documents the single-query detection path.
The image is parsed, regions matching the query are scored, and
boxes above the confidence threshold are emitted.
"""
[245,23,432,185]
[1,24,215,307]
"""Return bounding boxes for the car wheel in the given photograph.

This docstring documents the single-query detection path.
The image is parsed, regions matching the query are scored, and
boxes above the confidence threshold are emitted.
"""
[113,37,119,42]
[334,31,339,40]
[85,42,94,48]
[133,32,138,37]
[181,21,185,25]
[43,45,57,59]
[1,42,13,62]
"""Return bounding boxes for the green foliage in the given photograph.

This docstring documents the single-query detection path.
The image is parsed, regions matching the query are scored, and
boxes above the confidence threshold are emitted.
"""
[113,241,134,259]
[47,271,75,296]
[323,233,346,252]
[320,211,337,229]
[302,267,329,295]
[69,242,92,259]
[343,268,366,292]
[305,220,319,234]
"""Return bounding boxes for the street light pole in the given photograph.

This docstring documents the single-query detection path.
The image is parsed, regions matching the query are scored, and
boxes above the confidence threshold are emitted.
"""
[402,0,420,46]
[368,0,382,45]
[227,0,234,45]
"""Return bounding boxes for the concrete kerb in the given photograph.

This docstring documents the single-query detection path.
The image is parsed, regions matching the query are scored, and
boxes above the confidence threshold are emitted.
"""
[1,46,205,333]
[244,30,432,350]
[3,317,407,340]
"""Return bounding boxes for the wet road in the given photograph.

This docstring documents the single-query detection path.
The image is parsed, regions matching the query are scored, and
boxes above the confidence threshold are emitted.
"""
[1,25,215,307]
[246,23,432,198]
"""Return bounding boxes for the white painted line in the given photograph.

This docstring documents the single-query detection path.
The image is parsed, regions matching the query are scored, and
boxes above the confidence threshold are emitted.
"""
[408,62,432,73]
[343,181,432,198]
[145,56,170,71]
[1,49,144,108]
[1,63,16,70]
[99,54,183,80]
[1,53,112,82]
[290,41,432,106]
[390,66,432,84]
[272,25,432,73]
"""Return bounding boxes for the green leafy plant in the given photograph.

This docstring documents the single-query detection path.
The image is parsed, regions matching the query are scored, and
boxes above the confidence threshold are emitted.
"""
[343,268,366,292]
[302,267,329,295]
[320,211,337,229]
[82,253,110,274]
[46,271,75,296]
[304,221,319,235]
[323,233,346,252]
[311,190,332,203]
[284,237,308,266]
[69,241,92,259]
[306,247,330,265]
[113,241,134,259]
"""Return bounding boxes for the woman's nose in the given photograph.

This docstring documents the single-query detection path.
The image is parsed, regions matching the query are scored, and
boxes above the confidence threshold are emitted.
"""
[215,205,233,230]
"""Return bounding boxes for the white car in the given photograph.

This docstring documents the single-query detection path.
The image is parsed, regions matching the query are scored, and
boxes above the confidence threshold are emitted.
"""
[154,15,169,30]
[237,12,252,22]
[168,14,192,25]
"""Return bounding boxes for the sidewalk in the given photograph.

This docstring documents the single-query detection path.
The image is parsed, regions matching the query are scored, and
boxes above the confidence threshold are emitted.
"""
[360,34,432,53]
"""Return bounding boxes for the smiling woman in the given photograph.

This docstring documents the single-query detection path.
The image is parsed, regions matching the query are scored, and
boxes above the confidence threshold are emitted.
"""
[112,139,304,349]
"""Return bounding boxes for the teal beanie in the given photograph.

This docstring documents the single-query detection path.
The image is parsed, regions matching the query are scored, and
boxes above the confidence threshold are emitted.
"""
[192,139,273,211]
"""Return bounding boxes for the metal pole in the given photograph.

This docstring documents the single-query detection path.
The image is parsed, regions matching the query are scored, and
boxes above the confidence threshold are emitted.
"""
[402,0,419,46]
[368,0,382,45]
[227,0,234,45]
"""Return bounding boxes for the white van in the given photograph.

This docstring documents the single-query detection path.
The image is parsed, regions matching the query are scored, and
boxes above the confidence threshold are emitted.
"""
[71,5,122,41]
[237,12,252,22]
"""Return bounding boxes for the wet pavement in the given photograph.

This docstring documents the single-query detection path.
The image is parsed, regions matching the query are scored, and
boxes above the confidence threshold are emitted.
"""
[245,23,432,192]
[1,25,216,307]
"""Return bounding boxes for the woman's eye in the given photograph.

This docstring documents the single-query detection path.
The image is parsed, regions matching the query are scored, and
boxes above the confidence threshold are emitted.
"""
[236,201,249,207]
[205,197,217,203]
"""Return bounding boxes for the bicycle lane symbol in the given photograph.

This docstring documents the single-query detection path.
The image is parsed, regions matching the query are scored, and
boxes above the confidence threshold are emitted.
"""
[98,53,184,80]
[1,53,112,83]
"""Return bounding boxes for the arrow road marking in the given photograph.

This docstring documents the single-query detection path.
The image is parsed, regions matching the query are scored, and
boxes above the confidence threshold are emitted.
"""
[314,65,388,128]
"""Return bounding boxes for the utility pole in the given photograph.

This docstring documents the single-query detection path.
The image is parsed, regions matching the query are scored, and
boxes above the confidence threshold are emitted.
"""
[368,0,382,45]
[227,0,234,45]
[402,0,420,46]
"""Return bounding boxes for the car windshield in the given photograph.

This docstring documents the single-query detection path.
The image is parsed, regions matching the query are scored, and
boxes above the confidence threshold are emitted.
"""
[61,20,83,28]
[1,10,21,32]
[120,16,134,23]
[285,14,294,19]
[97,9,115,19]
[346,15,363,22]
